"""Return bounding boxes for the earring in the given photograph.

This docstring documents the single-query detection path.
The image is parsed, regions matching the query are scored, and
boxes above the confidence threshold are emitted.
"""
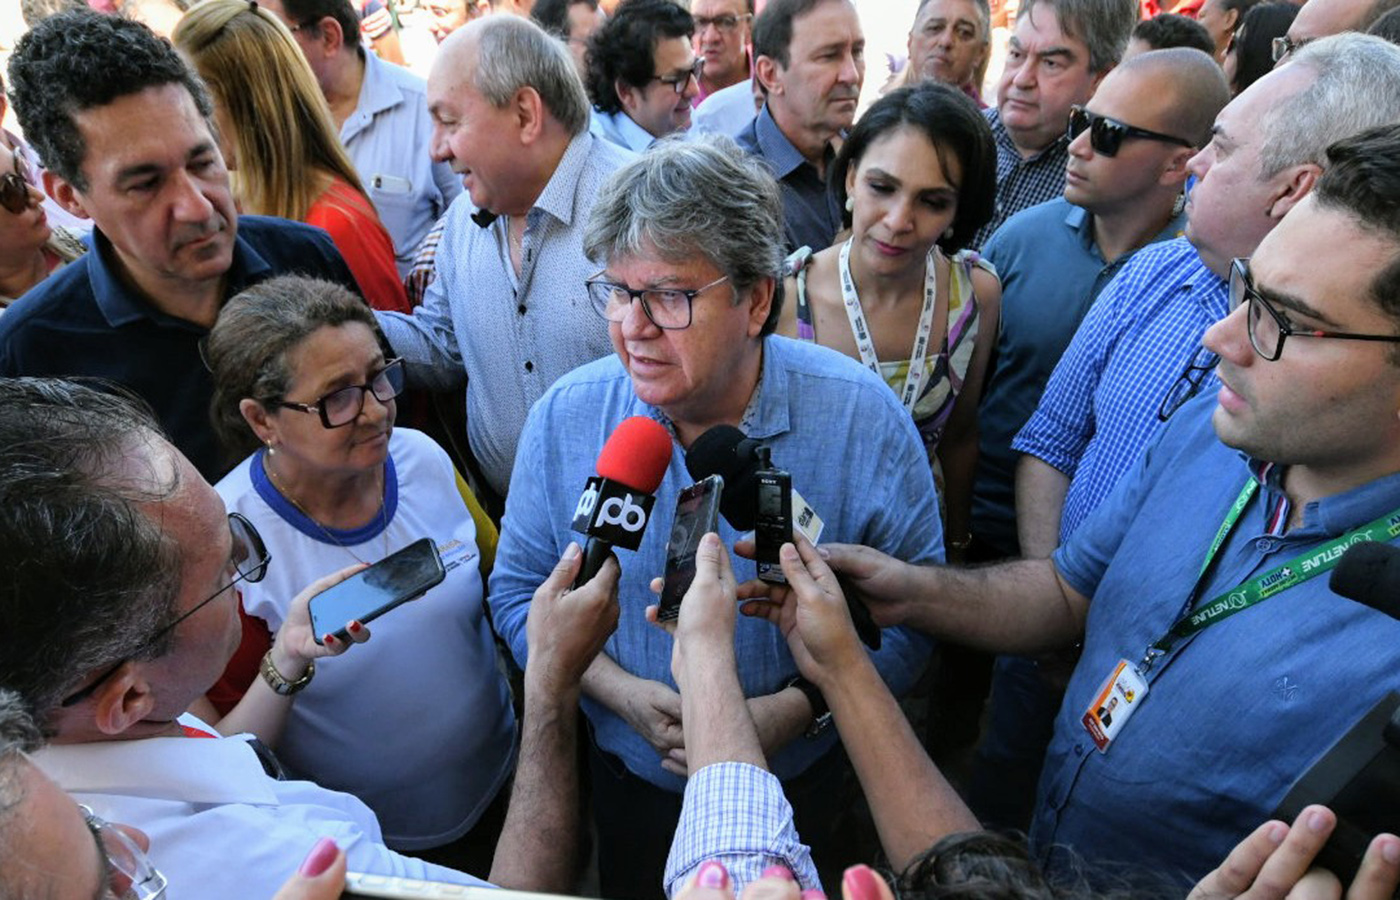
[845,197,855,213]
[942,227,954,240]
[1172,191,1186,217]
[265,440,275,458]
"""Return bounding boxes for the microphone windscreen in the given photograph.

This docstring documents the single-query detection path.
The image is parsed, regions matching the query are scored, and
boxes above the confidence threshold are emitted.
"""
[1331,541,1400,624]
[596,416,673,494]
[685,425,761,530]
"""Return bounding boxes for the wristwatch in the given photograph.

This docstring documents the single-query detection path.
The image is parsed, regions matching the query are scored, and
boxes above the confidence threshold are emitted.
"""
[260,650,315,696]
[786,675,833,738]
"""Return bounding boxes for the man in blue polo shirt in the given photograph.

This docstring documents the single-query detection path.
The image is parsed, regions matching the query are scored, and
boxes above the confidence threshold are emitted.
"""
[0,10,361,481]
[736,0,864,253]
[822,120,1400,889]
[1012,34,1400,557]
[964,46,1227,829]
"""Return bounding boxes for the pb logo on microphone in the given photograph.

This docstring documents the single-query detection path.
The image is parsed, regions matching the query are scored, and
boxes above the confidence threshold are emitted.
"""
[572,477,656,551]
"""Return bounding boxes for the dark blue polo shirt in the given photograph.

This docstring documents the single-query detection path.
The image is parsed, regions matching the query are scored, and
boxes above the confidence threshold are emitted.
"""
[0,216,360,479]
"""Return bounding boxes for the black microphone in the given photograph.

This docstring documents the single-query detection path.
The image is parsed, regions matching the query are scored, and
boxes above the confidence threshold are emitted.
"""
[470,208,498,228]
[570,417,673,588]
[684,425,882,649]
[1330,541,1400,623]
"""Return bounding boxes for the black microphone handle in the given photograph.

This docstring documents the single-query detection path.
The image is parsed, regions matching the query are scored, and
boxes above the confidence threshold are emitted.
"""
[574,537,617,589]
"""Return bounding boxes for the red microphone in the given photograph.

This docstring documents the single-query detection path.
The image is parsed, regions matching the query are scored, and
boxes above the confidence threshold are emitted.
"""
[570,416,673,586]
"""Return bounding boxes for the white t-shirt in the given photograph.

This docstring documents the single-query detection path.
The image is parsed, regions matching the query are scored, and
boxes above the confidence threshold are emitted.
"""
[216,428,516,849]
[35,716,490,899]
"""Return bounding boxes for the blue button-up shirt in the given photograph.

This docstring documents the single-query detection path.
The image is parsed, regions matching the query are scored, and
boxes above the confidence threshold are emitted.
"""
[1032,392,1400,887]
[973,198,1186,555]
[342,51,463,275]
[1013,237,1228,542]
[488,336,940,791]
[377,131,631,495]
[0,216,359,479]
[735,105,841,254]
[589,107,659,153]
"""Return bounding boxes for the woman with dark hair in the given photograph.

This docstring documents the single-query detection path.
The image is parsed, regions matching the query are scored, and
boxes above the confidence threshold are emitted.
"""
[777,81,1001,559]
[1224,1,1300,95]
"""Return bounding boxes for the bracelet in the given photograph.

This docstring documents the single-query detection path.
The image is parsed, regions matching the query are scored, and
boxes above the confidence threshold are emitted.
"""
[948,532,974,551]
[260,650,315,696]
[785,675,833,738]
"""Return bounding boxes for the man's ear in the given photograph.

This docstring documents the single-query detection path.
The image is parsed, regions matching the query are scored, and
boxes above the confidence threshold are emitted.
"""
[1158,146,1195,185]
[754,55,782,96]
[49,174,92,220]
[616,79,642,118]
[314,15,347,55]
[1266,163,1322,221]
[514,85,548,144]
[91,663,158,737]
[745,276,775,337]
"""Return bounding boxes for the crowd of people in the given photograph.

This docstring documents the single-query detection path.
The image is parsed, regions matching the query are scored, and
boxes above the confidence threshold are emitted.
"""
[3,0,1400,897]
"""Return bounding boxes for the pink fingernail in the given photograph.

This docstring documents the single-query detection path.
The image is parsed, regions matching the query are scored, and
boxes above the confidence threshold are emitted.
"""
[762,865,794,881]
[299,837,338,877]
[697,860,729,889]
[843,865,881,900]
[801,891,826,900]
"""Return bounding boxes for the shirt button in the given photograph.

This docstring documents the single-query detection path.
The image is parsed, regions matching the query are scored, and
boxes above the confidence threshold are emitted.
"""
[518,304,527,315]
[524,361,534,372]
[1256,538,1275,553]
[1073,743,1084,757]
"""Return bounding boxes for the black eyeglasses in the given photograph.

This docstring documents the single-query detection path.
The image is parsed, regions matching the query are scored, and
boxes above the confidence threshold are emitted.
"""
[652,58,705,95]
[0,151,32,216]
[1067,106,1195,157]
[277,358,406,428]
[1157,345,1219,422]
[1271,34,1311,62]
[587,272,732,330]
[1229,257,1400,361]
[60,513,270,708]
[694,13,751,32]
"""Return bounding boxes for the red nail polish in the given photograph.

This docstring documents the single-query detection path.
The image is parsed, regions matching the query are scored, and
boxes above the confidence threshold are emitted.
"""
[801,891,826,900]
[349,621,363,633]
[697,860,729,890]
[299,837,338,877]
[323,633,336,645]
[844,865,881,900]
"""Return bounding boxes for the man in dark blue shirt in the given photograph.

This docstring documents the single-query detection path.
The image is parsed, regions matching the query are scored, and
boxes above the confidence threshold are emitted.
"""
[0,10,360,480]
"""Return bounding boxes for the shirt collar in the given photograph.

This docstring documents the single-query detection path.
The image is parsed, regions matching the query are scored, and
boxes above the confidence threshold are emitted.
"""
[754,105,811,179]
[349,51,402,127]
[1243,456,1400,537]
[592,108,657,154]
[531,131,597,228]
[87,220,270,329]
[647,335,792,442]
[988,107,1068,164]
[32,715,279,806]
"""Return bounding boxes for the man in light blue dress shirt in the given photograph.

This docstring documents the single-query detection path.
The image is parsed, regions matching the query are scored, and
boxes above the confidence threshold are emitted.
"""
[585,0,700,150]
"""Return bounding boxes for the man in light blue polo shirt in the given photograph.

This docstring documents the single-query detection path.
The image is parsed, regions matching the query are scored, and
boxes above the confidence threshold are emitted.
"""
[820,120,1400,889]
[489,137,937,900]
[585,0,700,151]
[263,0,462,275]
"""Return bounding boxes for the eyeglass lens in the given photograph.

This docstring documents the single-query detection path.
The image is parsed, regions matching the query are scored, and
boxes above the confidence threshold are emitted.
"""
[320,360,406,426]
[589,282,693,329]
[0,152,30,215]
[84,809,168,900]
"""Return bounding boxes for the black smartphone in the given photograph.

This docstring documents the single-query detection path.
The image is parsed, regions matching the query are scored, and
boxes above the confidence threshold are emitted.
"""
[309,538,445,645]
[656,475,724,622]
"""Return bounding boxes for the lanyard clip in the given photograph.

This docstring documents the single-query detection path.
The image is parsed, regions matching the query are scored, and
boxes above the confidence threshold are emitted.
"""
[1138,647,1164,675]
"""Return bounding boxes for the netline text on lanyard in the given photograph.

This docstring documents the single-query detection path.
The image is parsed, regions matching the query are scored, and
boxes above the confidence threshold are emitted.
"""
[1136,476,1400,675]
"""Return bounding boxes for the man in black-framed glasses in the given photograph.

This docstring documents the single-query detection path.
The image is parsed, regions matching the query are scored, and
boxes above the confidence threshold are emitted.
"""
[585,0,701,150]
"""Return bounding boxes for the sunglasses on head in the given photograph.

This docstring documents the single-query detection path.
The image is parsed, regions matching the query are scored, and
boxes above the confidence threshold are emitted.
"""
[0,151,32,216]
[1067,105,1196,157]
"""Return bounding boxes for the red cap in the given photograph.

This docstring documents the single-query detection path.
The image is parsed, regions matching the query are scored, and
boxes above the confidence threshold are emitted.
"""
[596,416,673,494]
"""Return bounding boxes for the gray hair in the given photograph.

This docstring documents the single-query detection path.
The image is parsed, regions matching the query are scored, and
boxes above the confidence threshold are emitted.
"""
[915,0,992,43]
[1019,0,1138,72]
[473,14,590,136]
[1259,33,1400,177]
[583,135,787,335]
[0,379,182,724]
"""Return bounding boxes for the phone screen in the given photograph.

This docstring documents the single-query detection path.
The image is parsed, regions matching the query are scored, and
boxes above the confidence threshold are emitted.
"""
[309,538,446,644]
[656,475,723,621]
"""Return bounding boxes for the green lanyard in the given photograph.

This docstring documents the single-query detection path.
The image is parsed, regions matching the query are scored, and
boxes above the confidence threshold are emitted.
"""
[1138,477,1400,674]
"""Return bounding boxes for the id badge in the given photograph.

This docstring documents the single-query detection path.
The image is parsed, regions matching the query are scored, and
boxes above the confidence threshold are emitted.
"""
[1081,659,1149,752]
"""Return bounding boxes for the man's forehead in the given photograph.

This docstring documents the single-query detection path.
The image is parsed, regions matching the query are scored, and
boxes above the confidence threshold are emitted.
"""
[72,84,214,174]
[1016,2,1080,49]
[791,0,861,43]
[694,0,744,16]
[917,0,982,27]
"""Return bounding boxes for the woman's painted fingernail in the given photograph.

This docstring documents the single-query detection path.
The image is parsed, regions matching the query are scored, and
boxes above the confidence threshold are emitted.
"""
[762,865,795,881]
[697,860,729,890]
[801,890,827,900]
[349,621,363,634]
[323,633,336,646]
[843,865,881,900]
[299,837,338,877]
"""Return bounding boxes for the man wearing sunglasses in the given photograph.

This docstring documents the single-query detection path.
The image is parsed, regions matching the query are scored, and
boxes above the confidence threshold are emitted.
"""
[967,47,1227,828]
[0,378,624,898]
[817,121,1400,889]
[585,0,700,150]
[0,11,362,483]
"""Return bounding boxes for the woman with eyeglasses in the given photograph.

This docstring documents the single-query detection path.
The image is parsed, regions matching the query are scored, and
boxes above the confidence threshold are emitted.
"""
[201,275,516,871]
[776,82,1000,562]
[0,140,85,311]
[173,0,410,314]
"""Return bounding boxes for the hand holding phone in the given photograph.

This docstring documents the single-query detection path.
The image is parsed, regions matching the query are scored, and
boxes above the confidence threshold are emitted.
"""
[657,476,724,622]
[309,538,446,645]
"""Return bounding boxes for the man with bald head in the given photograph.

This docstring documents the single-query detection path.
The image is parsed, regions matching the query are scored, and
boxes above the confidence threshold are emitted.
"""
[968,47,1228,828]
[1276,0,1400,60]
[375,15,631,499]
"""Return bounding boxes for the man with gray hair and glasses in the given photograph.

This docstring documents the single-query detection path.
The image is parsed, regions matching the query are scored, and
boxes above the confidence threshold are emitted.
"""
[488,135,940,898]
[1273,0,1400,62]
[0,376,624,899]
[377,14,632,503]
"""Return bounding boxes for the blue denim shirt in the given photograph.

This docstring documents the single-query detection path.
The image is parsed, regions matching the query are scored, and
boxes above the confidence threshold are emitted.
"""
[488,336,940,791]
[1032,392,1400,888]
